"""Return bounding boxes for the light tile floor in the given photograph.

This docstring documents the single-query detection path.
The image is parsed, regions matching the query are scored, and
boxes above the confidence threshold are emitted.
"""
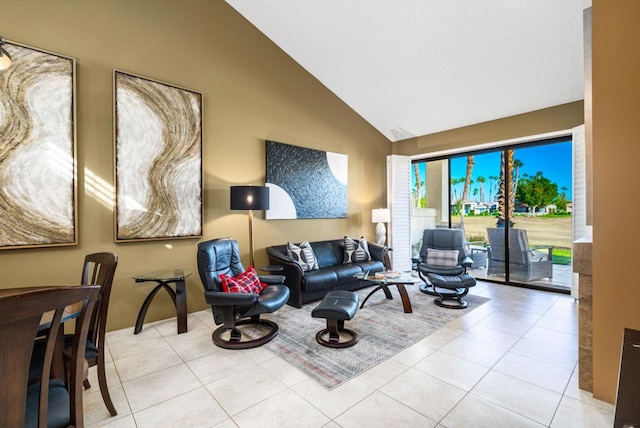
[85,281,615,427]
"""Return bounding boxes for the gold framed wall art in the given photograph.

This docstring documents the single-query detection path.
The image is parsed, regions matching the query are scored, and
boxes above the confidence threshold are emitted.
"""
[114,70,203,242]
[0,41,77,250]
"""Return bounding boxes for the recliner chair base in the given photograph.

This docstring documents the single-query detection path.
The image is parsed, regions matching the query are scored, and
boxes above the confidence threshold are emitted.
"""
[212,318,279,349]
[434,289,470,309]
[419,283,460,298]
[420,278,469,309]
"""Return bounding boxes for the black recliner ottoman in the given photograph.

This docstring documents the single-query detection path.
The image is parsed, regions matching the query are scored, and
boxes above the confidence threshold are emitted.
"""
[311,290,359,348]
[426,273,476,309]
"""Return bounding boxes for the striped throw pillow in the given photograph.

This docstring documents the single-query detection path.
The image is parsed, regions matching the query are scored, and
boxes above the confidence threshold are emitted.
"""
[344,236,371,263]
[287,241,319,271]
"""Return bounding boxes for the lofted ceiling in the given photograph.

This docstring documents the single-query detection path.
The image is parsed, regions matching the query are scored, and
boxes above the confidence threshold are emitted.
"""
[225,0,591,142]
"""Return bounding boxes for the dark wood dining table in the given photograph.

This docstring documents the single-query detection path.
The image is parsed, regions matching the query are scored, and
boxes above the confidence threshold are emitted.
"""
[39,301,84,330]
[38,300,84,380]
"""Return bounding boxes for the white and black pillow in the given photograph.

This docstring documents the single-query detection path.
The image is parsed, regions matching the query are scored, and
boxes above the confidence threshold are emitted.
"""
[426,249,459,267]
[287,241,319,271]
[344,236,371,264]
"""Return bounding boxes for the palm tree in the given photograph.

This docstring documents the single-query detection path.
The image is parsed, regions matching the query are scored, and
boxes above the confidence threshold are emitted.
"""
[460,156,475,220]
[558,186,569,212]
[477,176,486,202]
[413,163,422,207]
[450,177,463,202]
[497,150,515,227]
[488,175,499,202]
[450,177,458,202]
[513,158,524,196]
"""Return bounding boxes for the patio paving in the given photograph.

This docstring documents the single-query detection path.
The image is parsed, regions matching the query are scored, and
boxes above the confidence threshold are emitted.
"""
[469,263,573,292]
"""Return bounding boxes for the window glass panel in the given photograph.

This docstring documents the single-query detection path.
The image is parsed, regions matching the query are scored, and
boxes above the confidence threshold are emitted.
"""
[411,137,573,292]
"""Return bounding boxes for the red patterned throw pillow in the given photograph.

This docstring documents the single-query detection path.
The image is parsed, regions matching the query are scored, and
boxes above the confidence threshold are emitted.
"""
[219,266,266,294]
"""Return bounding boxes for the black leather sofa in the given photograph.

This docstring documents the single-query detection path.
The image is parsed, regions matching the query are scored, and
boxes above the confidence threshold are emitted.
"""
[266,239,391,308]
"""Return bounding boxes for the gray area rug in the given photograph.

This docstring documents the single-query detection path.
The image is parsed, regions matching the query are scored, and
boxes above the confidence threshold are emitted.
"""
[261,285,490,389]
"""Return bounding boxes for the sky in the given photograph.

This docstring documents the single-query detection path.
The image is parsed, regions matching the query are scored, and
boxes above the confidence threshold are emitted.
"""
[415,139,573,202]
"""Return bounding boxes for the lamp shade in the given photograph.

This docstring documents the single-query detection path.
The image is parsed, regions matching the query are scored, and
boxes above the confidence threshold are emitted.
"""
[230,186,270,211]
[372,208,390,224]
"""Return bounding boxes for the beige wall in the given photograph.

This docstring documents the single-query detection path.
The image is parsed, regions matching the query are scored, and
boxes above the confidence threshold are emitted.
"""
[394,101,584,156]
[0,0,390,330]
[591,0,640,403]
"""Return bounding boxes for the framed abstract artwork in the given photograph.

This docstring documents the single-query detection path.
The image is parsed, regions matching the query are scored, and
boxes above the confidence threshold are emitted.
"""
[114,70,203,242]
[0,41,77,250]
[265,140,348,219]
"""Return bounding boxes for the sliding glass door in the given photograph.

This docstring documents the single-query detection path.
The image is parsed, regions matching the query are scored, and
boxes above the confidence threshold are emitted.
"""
[449,151,501,283]
[411,137,573,292]
[503,143,573,290]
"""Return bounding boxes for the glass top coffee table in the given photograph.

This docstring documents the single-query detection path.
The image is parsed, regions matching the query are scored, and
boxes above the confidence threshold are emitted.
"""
[355,272,420,313]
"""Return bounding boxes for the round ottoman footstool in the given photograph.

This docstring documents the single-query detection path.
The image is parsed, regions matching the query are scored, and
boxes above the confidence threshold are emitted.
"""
[311,290,359,348]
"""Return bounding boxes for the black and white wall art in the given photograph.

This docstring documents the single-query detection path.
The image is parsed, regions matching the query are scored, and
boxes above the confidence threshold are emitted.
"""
[0,42,77,250]
[114,71,203,241]
[265,140,348,219]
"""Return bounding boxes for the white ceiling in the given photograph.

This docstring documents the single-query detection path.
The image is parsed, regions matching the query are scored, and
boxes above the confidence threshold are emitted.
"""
[225,0,591,142]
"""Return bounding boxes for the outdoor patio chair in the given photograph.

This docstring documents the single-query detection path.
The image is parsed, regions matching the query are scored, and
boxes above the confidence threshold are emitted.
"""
[486,227,553,282]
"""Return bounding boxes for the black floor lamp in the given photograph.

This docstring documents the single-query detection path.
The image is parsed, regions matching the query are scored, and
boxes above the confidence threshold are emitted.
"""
[230,185,270,267]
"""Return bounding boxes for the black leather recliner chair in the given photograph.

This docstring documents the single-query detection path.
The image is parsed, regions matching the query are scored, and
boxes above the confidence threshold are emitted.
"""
[416,228,475,305]
[197,237,290,349]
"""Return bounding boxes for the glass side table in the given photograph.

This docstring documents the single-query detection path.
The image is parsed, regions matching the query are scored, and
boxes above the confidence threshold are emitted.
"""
[133,269,191,335]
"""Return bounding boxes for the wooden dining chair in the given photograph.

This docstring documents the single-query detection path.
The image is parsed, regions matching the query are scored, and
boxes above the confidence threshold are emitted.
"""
[0,285,99,428]
[65,252,119,416]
